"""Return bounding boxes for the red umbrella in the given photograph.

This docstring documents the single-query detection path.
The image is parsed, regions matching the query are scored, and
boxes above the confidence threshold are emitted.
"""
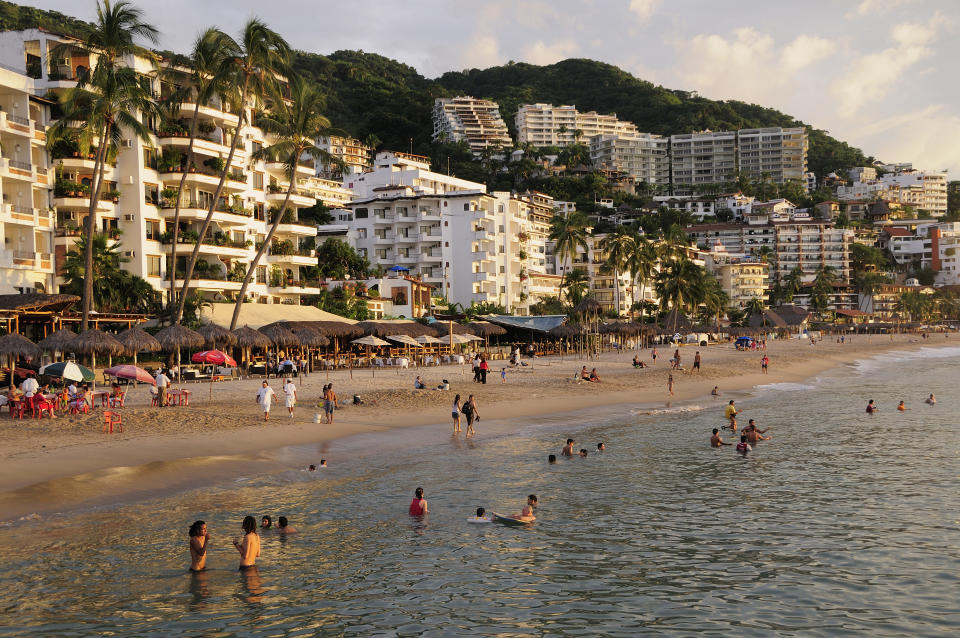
[104,364,156,384]
[191,350,237,366]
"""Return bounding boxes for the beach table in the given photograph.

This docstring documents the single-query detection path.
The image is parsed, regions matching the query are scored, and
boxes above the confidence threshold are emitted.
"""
[167,389,191,406]
[91,390,110,407]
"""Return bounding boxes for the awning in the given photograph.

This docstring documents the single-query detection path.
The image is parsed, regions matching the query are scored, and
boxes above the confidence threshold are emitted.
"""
[480,315,568,334]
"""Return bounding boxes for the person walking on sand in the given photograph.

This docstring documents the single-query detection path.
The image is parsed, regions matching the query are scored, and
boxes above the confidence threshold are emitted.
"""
[761,355,769,374]
[233,516,260,569]
[323,383,338,424]
[693,351,701,374]
[667,372,674,396]
[651,348,658,365]
[283,378,297,418]
[472,354,481,383]
[479,356,489,385]
[452,394,462,434]
[409,487,428,516]
[256,381,276,421]
[189,520,211,572]
[462,394,480,437]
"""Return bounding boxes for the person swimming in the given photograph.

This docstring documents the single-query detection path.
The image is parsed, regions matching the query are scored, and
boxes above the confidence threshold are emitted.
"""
[711,428,731,447]
[735,435,752,454]
[468,507,492,523]
[866,399,878,414]
[578,449,588,457]
[925,394,936,405]
[277,516,297,534]
[188,520,210,572]
[561,439,575,457]
[548,454,557,464]
[597,442,605,452]
[897,401,906,411]
[409,487,428,516]
[260,515,272,529]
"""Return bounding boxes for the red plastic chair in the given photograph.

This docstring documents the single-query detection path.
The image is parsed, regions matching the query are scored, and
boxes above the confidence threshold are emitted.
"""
[109,392,125,408]
[102,410,122,434]
[69,399,89,415]
[35,398,55,419]
[8,399,25,419]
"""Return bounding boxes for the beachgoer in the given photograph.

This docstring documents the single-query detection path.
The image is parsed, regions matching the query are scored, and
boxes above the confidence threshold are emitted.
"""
[897,400,906,411]
[667,373,674,396]
[462,394,480,437]
[527,494,538,510]
[256,381,276,421]
[308,464,316,471]
[633,355,641,368]
[468,507,491,522]
[589,368,602,383]
[324,384,338,424]
[233,516,260,569]
[866,399,878,414]
[561,438,575,457]
[693,351,701,373]
[735,435,752,454]
[189,520,210,572]
[711,428,731,447]
[673,349,681,370]
[319,459,327,467]
[761,355,769,374]
[724,400,740,429]
[472,354,481,383]
[283,378,297,418]
[155,369,170,406]
[512,504,536,522]
[501,368,506,384]
[744,420,770,444]
[277,516,297,534]
[580,366,590,381]
[926,394,936,405]
[579,448,588,457]
[261,515,272,529]
[597,442,605,452]
[19,375,38,401]
[452,394,462,434]
[651,348,658,365]
[409,487,428,516]
[548,454,557,464]
[711,386,721,399]
[479,356,489,384]
[414,375,426,390]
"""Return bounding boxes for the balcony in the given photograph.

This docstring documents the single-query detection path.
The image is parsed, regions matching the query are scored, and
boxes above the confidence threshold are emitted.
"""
[265,161,314,178]
[269,281,322,295]
[0,111,32,137]
[176,101,239,126]
[420,249,442,262]
[266,187,315,208]
[3,250,53,271]
[1,204,53,228]
[52,194,115,212]
[158,200,252,226]
[472,270,495,282]
[418,207,441,220]
[395,233,418,243]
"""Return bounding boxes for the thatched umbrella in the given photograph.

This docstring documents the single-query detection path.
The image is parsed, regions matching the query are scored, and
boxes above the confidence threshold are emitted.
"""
[433,322,475,335]
[37,328,77,363]
[573,297,604,356]
[197,323,238,349]
[291,327,329,348]
[468,320,506,351]
[154,324,204,376]
[232,325,272,373]
[548,323,583,360]
[258,323,299,350]
[66,329,125,383]
[115,326,161,368]
[0,333,40,390]
[309,321,362,338]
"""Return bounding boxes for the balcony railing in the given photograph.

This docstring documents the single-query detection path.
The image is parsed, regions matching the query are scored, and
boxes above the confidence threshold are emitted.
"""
[7,159,32,171]
[6,114,29,125]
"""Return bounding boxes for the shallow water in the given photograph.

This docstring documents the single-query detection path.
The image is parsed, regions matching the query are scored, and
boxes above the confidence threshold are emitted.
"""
[1,347,959,636]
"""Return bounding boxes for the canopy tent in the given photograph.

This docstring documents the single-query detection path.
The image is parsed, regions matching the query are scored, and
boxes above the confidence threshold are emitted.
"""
[200,304,357,329]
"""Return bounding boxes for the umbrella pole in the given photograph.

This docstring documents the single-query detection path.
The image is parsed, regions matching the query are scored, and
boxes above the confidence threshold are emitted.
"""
[92,353,97,389]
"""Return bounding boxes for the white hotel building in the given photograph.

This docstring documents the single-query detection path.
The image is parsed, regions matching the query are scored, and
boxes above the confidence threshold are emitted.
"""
[432,96,512,155]
[515,103,639,147]
[589,132,669,186]
[0,29,321,305]
[335,152,558,313]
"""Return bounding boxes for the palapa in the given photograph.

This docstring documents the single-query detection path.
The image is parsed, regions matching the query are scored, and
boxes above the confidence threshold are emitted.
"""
[355,320,427,338]
[197,323,238,348]
[573,297,603,317]
[37,328,78,352]
[68,329,125,355]
[548,324,583,338]
[433,322,475,336]
[232,325,273,349]
[467,321,506,337]
[154,324,205,350]
[308,321,363,338]
[115,326,161,368]
[291,327,329,348]
[258,323,299,348]
[0,333,40,390]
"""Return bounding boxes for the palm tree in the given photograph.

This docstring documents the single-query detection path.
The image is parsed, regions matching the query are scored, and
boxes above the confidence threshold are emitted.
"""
[700,274,729,329]
[549,212,589,300]
[562,268,590,306]
[49,0,158,331]
[624,234,658,321]
[784,265,806,299]
[162,28,232,309]
[655,258,706,331]
[854,271,891,312]
[173,18,290,324]
[229,77,343,330]
[599,226,636,317]
[61,234,160,314]
[810,266,838,316]
[745,296,765,320]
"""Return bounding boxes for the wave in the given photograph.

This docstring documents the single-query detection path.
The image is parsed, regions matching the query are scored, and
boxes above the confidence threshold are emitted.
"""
[632,404,708,416]
[853,346,960,375]
[754,382,818,394]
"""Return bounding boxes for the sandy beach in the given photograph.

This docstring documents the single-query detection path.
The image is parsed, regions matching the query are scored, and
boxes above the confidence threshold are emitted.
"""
[0,333,949,518]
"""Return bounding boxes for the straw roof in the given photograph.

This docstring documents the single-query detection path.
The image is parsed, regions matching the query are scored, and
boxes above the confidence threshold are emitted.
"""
[153,324,204,350]
[600,322,647,336]
[433,322,475,336]
[37,328,78,351]
[233,325,273,349]
[468,321,506,337]
[308,321,363,338]
[290,327,329,347]
[258,323,300,348]
[0,293,79,312]
[356,320,428,337]
[548,324,583,338]
[0,332,40,358]
[115,326,161,353]
[658,309,694,333]
[68,329,126,355]
[197,323,238,348]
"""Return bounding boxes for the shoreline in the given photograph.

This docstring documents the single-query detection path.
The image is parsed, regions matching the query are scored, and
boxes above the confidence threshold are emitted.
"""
[0,334,951,520]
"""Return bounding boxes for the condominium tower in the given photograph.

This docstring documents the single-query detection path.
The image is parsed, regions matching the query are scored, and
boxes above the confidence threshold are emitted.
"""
[432,97,512,154]
[589,132,669,185]
[515,103,639,147]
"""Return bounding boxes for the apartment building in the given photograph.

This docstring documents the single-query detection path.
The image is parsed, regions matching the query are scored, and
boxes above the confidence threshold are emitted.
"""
[0,66,55,294]
[700,245,769,307]
[736,127,808,183]
[432,96,512,154]
[0,29,320,305]
[316,135,372,178]
[836,169,948,216]
[876,222,960,285]
[551,233,639,315]
[515,103,638,147]
[589,132,669,185]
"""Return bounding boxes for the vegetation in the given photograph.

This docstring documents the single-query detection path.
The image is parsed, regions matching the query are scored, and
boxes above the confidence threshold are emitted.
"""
[61,233,160,314]
[315,286,369,321]
[315,238,370,280]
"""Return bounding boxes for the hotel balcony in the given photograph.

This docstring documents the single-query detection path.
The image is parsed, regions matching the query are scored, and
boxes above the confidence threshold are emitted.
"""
[264,161,315,178]
[395,232,418,243]
[269,281,321,296]
[265,249,316,267]
[266,189,314,208]
[420,249,442,262]
[176,101,239,127]
[274,220,317,236]
[0,250,54,272]
[161,277,244,292]
[159,238,251,258]
[158,202,252,226]
[52,194,115,213]
[1,204,54,229]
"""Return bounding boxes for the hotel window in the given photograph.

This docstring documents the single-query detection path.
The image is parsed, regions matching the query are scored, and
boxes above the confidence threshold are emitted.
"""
[256,265,267,284]
[144,184,159,205]
[232,231,245,244]
[143,147,157,170]
[253,172,264,190]
[145,220,161,241]
[251,141,263,155]
[147,255,161,277]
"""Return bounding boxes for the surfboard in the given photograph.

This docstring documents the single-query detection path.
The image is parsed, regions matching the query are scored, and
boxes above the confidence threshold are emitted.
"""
[491,512,531,527]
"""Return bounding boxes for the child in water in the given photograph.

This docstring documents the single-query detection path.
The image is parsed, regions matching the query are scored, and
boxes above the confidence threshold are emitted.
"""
[736,435,752,454]
[468,507,492,523]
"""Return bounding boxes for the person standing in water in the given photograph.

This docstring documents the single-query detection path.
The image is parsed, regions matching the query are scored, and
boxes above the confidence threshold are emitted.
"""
[233,516,260,570]
[462,394,480,437]
[189,520,211,572]
[926,394,936,405]
[452,394,462,434]
[866,399,878,414]
[409,487,428,516]
[711,428,731,447]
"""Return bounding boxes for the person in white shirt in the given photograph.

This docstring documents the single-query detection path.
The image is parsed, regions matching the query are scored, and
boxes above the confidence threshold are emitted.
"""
[155,370,171,406]
[67,382,78,399]
[282,378,297,418]
[256,381,277,421]
[20,376,39,399]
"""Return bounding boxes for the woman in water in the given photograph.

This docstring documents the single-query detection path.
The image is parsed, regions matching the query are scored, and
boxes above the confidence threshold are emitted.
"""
[233,516,260,570]
[409,487,428,516]
[452,394,462,434]
[188,520,210,572]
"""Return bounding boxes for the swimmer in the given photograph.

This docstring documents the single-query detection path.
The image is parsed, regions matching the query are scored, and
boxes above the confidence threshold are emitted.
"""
[597,442,605,452]
[319,459,327,468]
[897,401,906,411]
[277,516,297,534]
[724,400,740,430]
[409,487,428,516]
[307,464,316,471]
[711,428,731,447]
[468,507,492,523]
[510,504,536,522]
[925,394,936,405]
[579,449,588,457]
[233,515,260,569]
[260,515,272,529]
[527,494,538,510]
[866,399,878,414]
[561,438,575,457]
[189,520,210,572]
[711,386,721,399]
[744,420,770,444]
[548,454,557,464]
[735,435,752,454]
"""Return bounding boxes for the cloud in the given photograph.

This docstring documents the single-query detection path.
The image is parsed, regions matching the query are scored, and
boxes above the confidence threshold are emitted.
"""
[830,14,941,117]
[459,32,503,69]
[628,0,660,22]
[781,35,835,71]
[847,104,960,173]
[848,0,917,18]
[522,39,580,65]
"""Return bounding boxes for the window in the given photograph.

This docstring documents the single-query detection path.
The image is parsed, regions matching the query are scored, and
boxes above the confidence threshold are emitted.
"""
[253,172,264,190]
[232,231,245,244]
[144,184,159,206]
[256,265,267,284]
[357,228,367,239]
[145,220,161,241]
[464,203,470,211]
[147,255,161,277]
[355,208,368,219]
[143,147,157,170]
[251,141,263,155]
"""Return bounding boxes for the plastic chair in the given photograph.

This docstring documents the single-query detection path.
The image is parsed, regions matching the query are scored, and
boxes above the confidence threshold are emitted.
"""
[69,399,89,415]
[35,398,55,419]
[8,400,25,419]
[109,392,125,408]
[102,410,122,434]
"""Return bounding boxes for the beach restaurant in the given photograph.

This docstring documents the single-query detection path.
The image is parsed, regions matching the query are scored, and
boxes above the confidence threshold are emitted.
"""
[0,293,146,338]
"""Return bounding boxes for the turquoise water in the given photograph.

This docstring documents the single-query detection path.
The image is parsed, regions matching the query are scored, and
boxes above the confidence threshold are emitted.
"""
[1,347,959,636]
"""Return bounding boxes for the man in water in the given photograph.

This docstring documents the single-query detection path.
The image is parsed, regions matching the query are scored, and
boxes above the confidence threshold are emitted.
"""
[744,419,770,444]
[277,516,297,534]
[897,401,907,411]
[866,399,878,414]
[548,454,557,464]
[561,438,575,457]
[724,400,740,430]
[711,428,731,447]
[189,520,210,572]
[926,394,936,405]
[597,442,605,452]
[579,448,588,457]
[409,487,428,516]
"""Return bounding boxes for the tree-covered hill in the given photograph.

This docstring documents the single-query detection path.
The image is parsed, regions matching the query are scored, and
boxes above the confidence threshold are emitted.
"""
[2,1,872,178]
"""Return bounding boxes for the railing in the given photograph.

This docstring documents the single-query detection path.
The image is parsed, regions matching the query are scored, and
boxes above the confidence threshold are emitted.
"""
[6,114,30,126]
[8,159,32,171]
[11,205,34,215]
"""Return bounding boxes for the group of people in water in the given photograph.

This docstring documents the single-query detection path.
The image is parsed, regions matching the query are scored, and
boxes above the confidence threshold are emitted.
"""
[867,394,936,414]
[188,514,297,572]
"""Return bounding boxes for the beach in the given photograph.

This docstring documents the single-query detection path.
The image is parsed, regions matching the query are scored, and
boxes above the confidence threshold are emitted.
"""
[0,332,948,520]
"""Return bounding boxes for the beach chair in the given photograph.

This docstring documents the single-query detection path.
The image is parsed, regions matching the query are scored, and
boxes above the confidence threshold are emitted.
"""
[8,399,25,419]
[69,399,89,415]
[109,391,126,408]
[102,410,122,434]
[35,397,55,419]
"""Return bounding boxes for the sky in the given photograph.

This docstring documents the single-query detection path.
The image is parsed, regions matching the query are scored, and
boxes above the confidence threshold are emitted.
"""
[37,0,960,175]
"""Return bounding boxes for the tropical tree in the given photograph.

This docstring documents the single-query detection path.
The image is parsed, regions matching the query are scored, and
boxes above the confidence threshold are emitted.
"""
[61,234,161,314]
[699,274,729,328]
[161,27,232,308]
[315,238,370,280]
[624,234,658,320]
[599,226,636,317]
[810,265,838,316]
[655,258,707,330]
[229,76,343,329]
[745,296,765,320]
[549,212,590,300]
[784,265,806,299]
[896,290,934,322]
[174,17,291,324]
[49,0,158,331]
[562,267,590,306]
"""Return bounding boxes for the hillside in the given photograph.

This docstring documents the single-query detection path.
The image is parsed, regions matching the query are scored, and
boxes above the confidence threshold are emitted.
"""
[3,1,871,180]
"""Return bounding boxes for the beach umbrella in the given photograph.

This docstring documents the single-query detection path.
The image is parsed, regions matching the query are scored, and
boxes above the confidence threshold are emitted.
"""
[154,324,204,376]
[67,329,125,381]
[39,360,95,382]
[416,335,441,344]
[104,364,155,384]
[0,333,40,390]
[37,328,78,362]
[467,320,506,350]
[115,326,161,368]
[231,325,272,373]
[197,323,238,349]
[258,323,300,350]
[191,349,238,366]
[290,327,329,348]
[352,334,391,377]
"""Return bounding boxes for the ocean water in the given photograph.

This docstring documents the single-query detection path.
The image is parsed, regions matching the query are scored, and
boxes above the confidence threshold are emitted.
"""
[1,347,959,636]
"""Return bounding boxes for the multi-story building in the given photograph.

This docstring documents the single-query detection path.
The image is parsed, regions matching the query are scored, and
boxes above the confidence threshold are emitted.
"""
[735,127,808,183]
[700,245,769,307]
[669,130,737,192]
[876,222,960,285]
[837,169,947,217]
[316,135,372,178]
[551,233,640,315]
[589,132,669,186]
[432,96,512,154]
[0,66,55,294]
[0,28,320,306]
[515,103,638,147]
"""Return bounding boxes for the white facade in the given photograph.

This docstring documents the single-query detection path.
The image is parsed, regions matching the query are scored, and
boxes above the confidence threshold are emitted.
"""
[836,169,948,216]
[316,135,371,178]
[736,127,808,183]
[344,151,484,200]
[432,96,512,154]
[551,233,645,315]
[589,132,669,185]
[515,103,639,147]
[669,130,737,190]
